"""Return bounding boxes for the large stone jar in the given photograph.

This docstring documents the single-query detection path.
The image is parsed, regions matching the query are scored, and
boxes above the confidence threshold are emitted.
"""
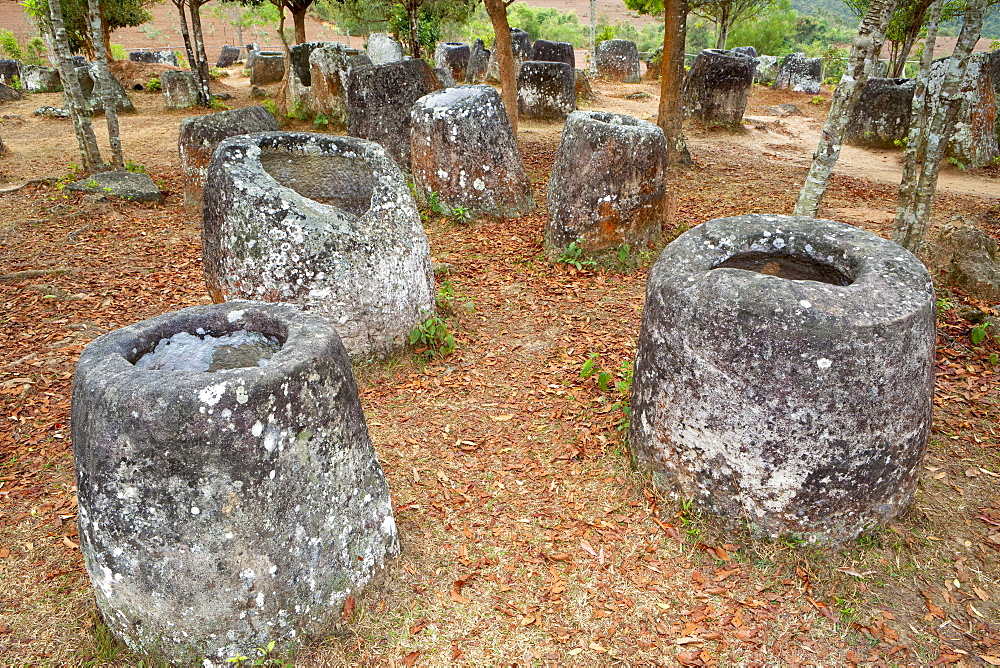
[411,85,534,219]
[683,48,756,127]
[72,301,399,663]
[630,214,936,544]
[545,111,667,259]
[202,132,435,359]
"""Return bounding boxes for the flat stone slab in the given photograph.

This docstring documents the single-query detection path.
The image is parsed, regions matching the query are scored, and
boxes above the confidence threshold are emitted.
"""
[65,171,163,203]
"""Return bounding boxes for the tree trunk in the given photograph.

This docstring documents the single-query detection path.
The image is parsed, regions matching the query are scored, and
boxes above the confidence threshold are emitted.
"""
[49,0,103,172]
[715,22,728,50]
[484,0,518,135]
[658,0,692,166]
[892,0,986,250]
[406,1,421,58]
[793,0,897,217]
[188,0,213,107]
[589,0,596,74]
[99,3,113,61]
[291,5,307,44]
[275,3,291,118]
[172,0,196,71]
[87,0,124,171]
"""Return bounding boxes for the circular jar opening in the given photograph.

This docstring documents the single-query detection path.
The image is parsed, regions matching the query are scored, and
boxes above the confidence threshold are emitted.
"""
[134,329,283,372]
[713,251,852,286]
[260,147,375,216]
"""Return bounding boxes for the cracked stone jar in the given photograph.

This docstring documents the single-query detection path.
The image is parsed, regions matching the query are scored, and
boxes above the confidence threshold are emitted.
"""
[629,215,936,543]
[72,302,399,663]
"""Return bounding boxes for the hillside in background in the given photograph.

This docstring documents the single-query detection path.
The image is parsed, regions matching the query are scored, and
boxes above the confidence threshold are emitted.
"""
[789,0,1000,39]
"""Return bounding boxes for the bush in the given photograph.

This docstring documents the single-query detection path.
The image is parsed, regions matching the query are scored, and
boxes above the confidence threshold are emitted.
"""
[726,0,797,55]
[0,30,47,66]
[509,3,589,47]
[110,43,127,61]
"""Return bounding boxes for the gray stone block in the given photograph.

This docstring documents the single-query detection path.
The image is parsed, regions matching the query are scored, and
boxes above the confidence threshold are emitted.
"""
[65,171,163,203]
[517,60,576,120]
[774,52,822,94]
[595,39,640,83]
[161,70,200,110]
[683,48,756,127]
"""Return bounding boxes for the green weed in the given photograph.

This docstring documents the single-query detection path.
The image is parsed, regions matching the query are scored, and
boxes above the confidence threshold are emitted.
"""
[409,314,456,359]
[557,240,596,271]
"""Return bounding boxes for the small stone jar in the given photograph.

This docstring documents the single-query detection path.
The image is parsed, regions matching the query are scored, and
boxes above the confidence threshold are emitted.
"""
[72,302,399,663]
[629,214,936,543]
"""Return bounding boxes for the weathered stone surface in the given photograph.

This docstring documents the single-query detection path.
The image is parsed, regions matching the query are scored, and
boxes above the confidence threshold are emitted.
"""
[34,105,70,118]
[128,49,178,66]
[774,52,822,94]
[435,42,470,83]
[250,52,285,85]
[731,45,758,59]
[0,82,22,102]
[764,102,802,116]
[347,58,440,169]
[432,67,456,88]
[545,111,667,258]
[0,59,21,87]
[630,214,935,544]
[929,52,999,169]
[216,44,242,68]
[486,28,531,82]
[65,171,164,203]
[22,65,61,93]
[73,65,135,113]
[69,55,88,68]
[203,132,435,358]
[683,48,756,127]
[754,54,778,85]
[466,38,491,83]
[309,43,371,120]
[246,44,260,68]
[844,78,914,149]
[921,215,1000,302]
[531,39,574,68]
[366,33,404,65]
[595,39,640,83]
[72,301,399,663]
[290,41,327,88]
[575,68,594,101]
[411,85,535,219]
[517,60,575,120]
[643,46,662,82]
[178,105,279,210]
[161,70,200,110]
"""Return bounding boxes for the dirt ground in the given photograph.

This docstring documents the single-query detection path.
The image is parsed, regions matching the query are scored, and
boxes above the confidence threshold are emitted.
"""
[1,67,999,667]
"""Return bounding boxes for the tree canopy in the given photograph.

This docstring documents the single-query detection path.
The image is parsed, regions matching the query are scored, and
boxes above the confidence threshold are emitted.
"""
[23,0,157,56]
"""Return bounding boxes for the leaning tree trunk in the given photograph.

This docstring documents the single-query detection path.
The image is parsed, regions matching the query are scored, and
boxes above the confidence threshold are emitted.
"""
[49,0,103,172]
[171,0,196,71]
[485,0,518,135]
[659,0,692,166]
[188,0,213,107]
[274,4,292,118]
[892,0,987,251]
[405,0,421,58]
[589,0,596,73]
[87,0,124,171]
[793,0,898,217]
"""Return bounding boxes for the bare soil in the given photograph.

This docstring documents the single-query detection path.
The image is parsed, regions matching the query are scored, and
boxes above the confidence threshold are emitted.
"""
[1,71,999,667]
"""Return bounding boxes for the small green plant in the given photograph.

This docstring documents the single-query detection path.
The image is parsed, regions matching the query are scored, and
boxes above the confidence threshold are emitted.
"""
[971,321,994,345]
[262,99,278,119]
[557,240,596,271]
[893,137,908,148]
[409,314,456,359]
[811,95,824,105]
[427,190,444,216]
[124,159,146,174]
[210,98,230,111]
[435,278,473,314]
[0,29,23,60]
[9,75,21,91]
[225,640,290,666]
[313,113,330,128]
[109,43,127,61]
[210,67,228,79]
[617,243,630,265]
[286,100,310,121]
[146,76,161,92]
[451,205,470,224]
[936,294,957,314]
[948,156,966,171]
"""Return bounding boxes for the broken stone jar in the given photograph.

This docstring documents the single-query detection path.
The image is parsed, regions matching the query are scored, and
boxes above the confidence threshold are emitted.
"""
[72,302,399,663]
[629,214,936,544]
[202,132,435,359]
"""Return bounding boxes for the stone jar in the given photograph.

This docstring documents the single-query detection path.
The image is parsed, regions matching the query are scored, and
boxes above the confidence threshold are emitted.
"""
[177,105,279,210]
[517,60,576,120]
[161,70,200,110]
[250,52,285,85]
[844,78,915,149]
[629,214,936,544]
[72,301,399,663]
[594,39,640,83]
[545,111,667,259]
[411,85,535,219]
[466,38,491,83]
[434,42,470,83]
[683,48,756,127]
[531,39,575,68]
[202,132,435,359]
[773,52,822,94]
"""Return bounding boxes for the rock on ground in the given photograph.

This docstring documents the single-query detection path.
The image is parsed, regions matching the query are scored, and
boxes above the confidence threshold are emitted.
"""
[921,215,1000,302]
[65,171,164,203]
